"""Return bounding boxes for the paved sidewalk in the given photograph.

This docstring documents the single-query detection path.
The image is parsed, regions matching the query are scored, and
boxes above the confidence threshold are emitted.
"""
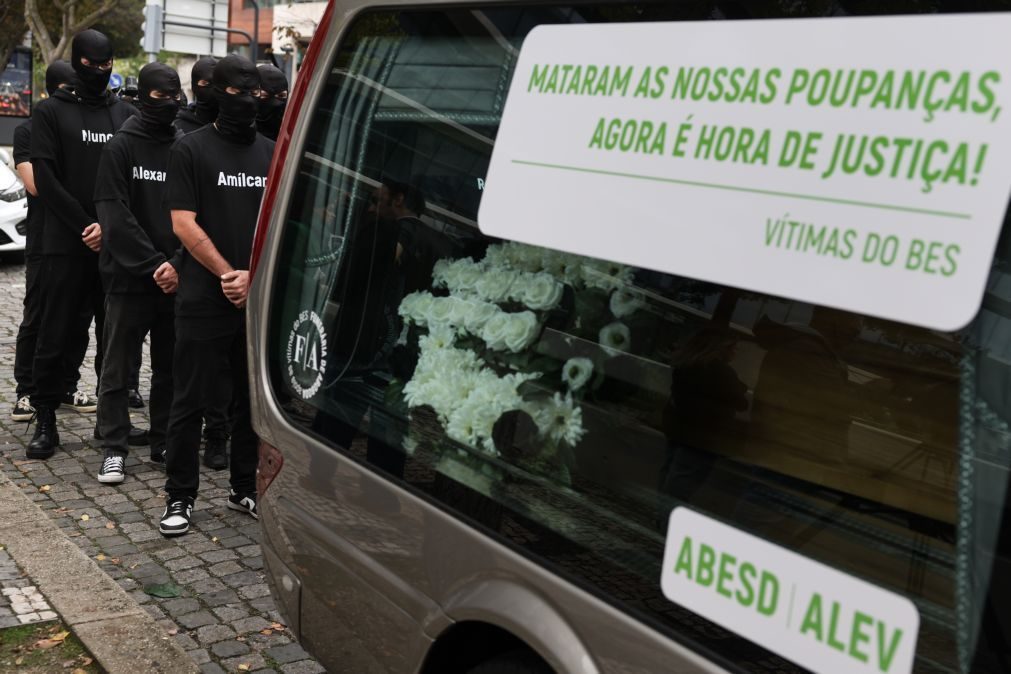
[0,551,57,627]
[0,259,326,674]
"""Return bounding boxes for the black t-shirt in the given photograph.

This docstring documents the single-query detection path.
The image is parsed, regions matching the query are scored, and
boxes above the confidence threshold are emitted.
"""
[11,120,38,258]
[30,91,138,256]
[166,124,274,319]
[94,116,183,294]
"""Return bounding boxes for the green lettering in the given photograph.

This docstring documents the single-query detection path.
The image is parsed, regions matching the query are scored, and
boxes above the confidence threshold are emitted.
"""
[826,600,846,652]
[673,536,693,579]
[877,623,903,673]
[528,64,548,92]
[588,118,606,149]
[736,562,756,607]
[800,593,824,641]
[849,611,872,664]
[716,553,736,600]
[696,544,715,587]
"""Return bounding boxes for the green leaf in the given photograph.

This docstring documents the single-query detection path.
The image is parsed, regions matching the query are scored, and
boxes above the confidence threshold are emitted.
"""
[143,582,182,598]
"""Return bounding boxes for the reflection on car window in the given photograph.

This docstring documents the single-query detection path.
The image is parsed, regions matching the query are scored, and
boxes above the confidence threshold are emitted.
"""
[267,6,1011,673]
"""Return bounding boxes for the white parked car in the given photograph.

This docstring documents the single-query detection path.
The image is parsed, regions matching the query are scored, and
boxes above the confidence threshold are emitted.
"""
[0,160,27,253]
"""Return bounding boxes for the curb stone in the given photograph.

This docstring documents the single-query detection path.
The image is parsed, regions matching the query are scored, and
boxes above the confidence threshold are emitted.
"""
[0,466,199,673]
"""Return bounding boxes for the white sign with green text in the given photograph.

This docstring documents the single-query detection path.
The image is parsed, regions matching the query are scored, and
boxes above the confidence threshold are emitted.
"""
[661,508,919,674]
[478,14,1011,331]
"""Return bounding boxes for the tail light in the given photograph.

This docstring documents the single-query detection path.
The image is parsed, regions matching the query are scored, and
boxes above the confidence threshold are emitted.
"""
[257,440,284,495]
[249,0,336,278]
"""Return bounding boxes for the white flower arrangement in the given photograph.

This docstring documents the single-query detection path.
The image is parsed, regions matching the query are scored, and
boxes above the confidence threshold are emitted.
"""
[397,239,648,462]
[562,357,594,391]
[599,321,632,354]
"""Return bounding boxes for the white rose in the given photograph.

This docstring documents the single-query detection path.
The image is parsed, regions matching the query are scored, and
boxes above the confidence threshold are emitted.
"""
[454,262,483,290]
[520,273,563,311]
[475,269,516,302]
[609,289,642,318]
[448,297,475,326]
[431,259,452,288]
[399,291,435,324]
[426,297,455,325]
[462,300,499,333]
[503,312,540,353]
[481,312,512,351]
[562,357,593,391]
[599,321,631,354]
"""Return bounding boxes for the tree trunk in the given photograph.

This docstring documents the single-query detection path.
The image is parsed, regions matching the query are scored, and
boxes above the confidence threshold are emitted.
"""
[25,0,120,65]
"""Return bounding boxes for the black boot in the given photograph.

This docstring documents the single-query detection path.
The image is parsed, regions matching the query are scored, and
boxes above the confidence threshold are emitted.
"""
[27,406,59,460]
[203,437,228,470]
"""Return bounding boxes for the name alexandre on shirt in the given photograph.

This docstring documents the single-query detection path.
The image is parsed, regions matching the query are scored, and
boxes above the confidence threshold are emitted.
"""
[218,172,267,188]
[133,166,166,182]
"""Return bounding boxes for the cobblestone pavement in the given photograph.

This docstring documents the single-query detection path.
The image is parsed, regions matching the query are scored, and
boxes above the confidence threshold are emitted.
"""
[0,550,57,627]
[0,256,326,674]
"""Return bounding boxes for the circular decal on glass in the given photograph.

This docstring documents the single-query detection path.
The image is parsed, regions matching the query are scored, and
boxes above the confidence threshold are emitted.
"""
[285,310,328,400]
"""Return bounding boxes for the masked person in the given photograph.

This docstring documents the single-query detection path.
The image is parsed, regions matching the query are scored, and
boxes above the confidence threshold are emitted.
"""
[160,54,273,536]
[175,55,233,465]
[12,61,97,423]
[255,64,288,141]
[175,57,218,134]
[27,30,138,459]
[93,63,184,483]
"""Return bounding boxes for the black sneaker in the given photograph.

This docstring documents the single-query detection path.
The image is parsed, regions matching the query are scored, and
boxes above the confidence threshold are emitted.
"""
[159,498,194,536]
[150,445,165,466]
[203,438,227,470]
[128,389,145,409]
[227,490,257,520]
[97,450,126,484]
[62,391,97,413]
[12,396,34,422]
[26,407,59,460]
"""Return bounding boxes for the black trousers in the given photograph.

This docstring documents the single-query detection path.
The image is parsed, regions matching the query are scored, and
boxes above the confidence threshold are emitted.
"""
[14,252,89,398]
[98,294,174,455]
[164,315,256,500]
[31,255,104,409]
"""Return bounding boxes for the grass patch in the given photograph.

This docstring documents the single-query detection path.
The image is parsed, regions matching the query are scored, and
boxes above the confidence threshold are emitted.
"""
[0,621,103,673]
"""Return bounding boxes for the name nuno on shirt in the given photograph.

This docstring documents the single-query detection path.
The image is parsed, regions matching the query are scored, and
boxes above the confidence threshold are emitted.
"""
[82,129,113,143]
[217,172,267,188]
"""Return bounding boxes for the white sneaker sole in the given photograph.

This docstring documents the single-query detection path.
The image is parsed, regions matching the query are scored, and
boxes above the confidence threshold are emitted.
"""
[226,501,258,520]
[11,411,33,421]
[68,405,98,413]
[97,472,125,484]
[159,524,189,536]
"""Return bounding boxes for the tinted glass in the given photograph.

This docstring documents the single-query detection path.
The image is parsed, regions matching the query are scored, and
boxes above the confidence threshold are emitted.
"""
[267,5,1011,672]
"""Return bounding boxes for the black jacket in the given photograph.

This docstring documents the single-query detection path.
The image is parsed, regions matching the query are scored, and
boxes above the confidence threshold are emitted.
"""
[30,87,138,256]
[95,116,184,294]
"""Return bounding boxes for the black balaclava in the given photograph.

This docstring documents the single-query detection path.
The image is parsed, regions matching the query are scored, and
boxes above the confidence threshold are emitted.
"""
[255,64,288,141]
[71,29,113,100]
[45,60,76,96]
[138,62,182,142]
[191,57,218,124]
[212,54,260,144]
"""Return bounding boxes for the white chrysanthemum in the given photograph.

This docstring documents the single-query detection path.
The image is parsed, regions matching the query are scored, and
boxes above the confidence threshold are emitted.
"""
[533,392,586,446]
[418,324,455,351]
[562,357,593,391]
[599,321,631,353]
[609,289,642,318]
[518,273,563,311]
[581,260,634,292]
[482,243,509,269]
